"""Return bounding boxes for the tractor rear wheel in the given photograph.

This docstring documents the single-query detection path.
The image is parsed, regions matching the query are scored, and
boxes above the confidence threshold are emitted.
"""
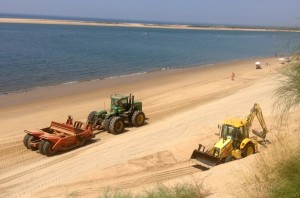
[28,135,38,151]
[43,141,57,157]
[131,110,145,127]
[109,116,125,134]
[23,134,31,149]
[38,140,46,155]
[103,117,112,132]
[242,143,255,158]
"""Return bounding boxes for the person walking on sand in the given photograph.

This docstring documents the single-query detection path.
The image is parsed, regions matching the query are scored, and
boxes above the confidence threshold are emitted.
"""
[231,72,235,81]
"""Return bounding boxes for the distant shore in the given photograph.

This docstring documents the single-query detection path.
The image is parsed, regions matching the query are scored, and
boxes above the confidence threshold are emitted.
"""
[0,17,299,32]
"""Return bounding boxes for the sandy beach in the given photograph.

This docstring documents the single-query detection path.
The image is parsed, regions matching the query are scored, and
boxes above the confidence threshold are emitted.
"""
[1,17,300,32]
[0,57,296,197]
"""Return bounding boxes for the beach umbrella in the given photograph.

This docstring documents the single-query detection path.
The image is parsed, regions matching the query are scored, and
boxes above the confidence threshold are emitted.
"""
[255,61,261,65]
[278,58,285,61]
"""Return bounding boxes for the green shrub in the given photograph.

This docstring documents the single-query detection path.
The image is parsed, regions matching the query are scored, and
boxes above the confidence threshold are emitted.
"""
[270,154,300,198]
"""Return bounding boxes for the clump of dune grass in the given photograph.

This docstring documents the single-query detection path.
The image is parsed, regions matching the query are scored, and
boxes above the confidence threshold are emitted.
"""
[99,177,209,198]
[142,178,209,198]
[101,189,133,198]
[239,126,300,198]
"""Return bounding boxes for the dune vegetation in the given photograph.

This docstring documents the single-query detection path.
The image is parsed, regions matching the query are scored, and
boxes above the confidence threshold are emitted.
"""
[241,54,300,198]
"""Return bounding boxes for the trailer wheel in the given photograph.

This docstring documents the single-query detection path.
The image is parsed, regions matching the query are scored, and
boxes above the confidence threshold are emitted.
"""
[242,143,255,158]
[131,110,145,127]
[103,117,112,132]
[38,140,46,155]
[23,134,31,149]
[43,141,57,157]
[28,136,38,151]
[109,116,125,134]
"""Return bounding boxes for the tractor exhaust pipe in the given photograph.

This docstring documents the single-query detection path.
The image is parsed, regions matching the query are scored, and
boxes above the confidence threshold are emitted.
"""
[129,93,132,105]
[131,95,134,105]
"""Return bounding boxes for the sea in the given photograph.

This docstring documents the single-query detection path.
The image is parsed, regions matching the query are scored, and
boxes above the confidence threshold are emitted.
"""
[0,14,300,94]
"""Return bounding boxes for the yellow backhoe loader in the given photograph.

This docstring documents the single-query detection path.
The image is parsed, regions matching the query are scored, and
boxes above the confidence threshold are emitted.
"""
[190,103,269,168]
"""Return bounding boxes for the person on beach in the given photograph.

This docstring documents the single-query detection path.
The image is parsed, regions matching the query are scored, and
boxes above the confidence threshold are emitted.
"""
[231,72,235,81]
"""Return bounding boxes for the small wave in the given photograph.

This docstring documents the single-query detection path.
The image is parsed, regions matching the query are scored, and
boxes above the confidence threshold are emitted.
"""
[62,81,79,85]
[160,67,170,71]
[104,71,147,79]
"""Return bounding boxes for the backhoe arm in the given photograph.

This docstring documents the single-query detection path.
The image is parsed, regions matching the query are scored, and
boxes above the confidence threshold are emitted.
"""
[246,103,269,139]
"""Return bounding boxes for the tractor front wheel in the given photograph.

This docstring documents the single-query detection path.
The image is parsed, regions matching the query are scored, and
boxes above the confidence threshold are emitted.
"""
[242,143,255,158]
[43,141,57,157]
[131,111,145,127]
[103,117,112,132]
[109,116,125,134]
[224,155,236,163]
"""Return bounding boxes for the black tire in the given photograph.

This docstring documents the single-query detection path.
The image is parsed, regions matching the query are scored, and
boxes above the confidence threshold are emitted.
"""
[38,139,46,155]
[131,110,145,127]
[242,143,255,158]
[87,111,97,123]
[23,134,31,149]
[43,141,57,157]
[103,117,112,132]
[224,155,236,163]
[93,117,102,128]
[109,116,125,134]
[28,136,38,150]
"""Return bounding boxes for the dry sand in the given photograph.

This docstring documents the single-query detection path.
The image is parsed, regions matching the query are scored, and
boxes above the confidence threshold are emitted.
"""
[0,57,289,197]
[1,18,299,32]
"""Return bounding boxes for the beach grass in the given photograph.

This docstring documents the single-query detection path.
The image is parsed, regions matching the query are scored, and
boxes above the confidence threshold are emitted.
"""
[238,127,300,198]
[270,154,300,198]
[97,177,209,198]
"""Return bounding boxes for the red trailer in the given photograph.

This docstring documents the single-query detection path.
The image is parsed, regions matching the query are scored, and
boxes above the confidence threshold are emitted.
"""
[23,116,94,156]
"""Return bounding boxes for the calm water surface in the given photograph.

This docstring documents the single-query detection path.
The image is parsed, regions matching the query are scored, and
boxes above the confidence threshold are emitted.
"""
[0,23,299,93]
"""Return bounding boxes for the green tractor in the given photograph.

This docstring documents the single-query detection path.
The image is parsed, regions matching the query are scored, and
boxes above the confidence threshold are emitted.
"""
[87,94,146,134]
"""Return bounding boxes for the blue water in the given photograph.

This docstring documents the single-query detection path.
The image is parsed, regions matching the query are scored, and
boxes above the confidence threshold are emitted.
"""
[0,22,299,94]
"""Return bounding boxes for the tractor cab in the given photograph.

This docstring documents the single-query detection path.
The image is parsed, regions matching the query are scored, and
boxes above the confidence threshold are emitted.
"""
[110,94,130,113]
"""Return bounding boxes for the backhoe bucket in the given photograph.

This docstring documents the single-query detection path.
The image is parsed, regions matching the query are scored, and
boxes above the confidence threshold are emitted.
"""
[190,144,221,168]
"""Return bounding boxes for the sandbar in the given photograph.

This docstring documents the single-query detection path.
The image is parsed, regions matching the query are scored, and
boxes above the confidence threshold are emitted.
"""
[0,17,299,32]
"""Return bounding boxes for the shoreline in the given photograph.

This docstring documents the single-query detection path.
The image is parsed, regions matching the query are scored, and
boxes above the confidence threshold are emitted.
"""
[1,17,299,32]
[0,56,276,96]
[0,56,279,110]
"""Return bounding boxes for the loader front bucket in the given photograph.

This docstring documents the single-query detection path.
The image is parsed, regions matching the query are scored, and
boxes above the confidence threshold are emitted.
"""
[190,144,221,168]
